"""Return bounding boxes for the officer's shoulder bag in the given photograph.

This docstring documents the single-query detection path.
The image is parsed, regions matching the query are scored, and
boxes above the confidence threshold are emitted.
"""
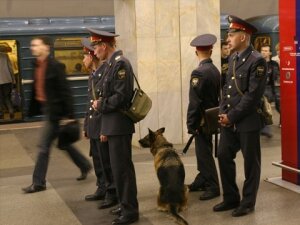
[232,60,273,125]
[122,73,152,123]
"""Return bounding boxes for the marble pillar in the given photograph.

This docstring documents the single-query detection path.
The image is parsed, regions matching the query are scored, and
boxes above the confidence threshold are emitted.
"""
[114,0,220,145]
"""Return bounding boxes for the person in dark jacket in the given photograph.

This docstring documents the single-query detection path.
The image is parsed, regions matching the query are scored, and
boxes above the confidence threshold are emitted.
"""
[90,29,139,225]
[213,16,267,217]
[81,38,116,202]
[186,34,220,200]
[260,44,280,138]
[22,36,91,194]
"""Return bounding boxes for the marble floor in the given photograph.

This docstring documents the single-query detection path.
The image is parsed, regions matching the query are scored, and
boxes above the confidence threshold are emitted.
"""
[0,112,299,225]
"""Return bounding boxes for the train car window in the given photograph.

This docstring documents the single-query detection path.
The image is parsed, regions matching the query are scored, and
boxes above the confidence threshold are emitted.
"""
[253,35,271,51]
[0,40,23,122]
[54,37,89,76]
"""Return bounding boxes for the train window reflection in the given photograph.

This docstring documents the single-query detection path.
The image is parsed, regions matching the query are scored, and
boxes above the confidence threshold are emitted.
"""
[54,37,89,75]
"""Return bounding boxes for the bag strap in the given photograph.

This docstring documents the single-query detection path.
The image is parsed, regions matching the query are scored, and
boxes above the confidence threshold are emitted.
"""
[132,73,141,90]
[232,59,244,96]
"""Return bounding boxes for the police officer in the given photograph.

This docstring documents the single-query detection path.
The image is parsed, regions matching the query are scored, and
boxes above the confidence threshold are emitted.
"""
[213,15,267,217]
[187,34,220,200]
[81,38,116,203]
[221,40,230,89]
[89,29,139,225]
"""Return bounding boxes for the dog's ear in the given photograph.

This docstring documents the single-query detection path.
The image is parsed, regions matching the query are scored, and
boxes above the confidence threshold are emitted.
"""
[157,127,165,134]
[148,128,155,144]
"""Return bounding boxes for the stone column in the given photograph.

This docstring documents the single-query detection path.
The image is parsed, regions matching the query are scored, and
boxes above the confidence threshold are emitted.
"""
[114,0,220,145]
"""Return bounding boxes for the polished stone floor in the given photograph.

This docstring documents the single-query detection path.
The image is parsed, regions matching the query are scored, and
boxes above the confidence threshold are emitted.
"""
[0,111,299,225]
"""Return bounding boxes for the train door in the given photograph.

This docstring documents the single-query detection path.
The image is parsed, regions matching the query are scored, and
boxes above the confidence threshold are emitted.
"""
[0,40,23,122]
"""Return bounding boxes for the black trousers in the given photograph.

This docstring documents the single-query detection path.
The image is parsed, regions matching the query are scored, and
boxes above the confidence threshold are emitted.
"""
[217,127,261,207]
[0,83,13,114]
[107,134,138,217]
[194,133,219,191]
[33,119,90,186]
[90,138,115,191]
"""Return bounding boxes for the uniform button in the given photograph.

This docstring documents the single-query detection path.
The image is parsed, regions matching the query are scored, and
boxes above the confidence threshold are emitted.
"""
[228,85,232,89]
[89,107,92,110]
[88,88,90,91]
[231,77,235,80]
[227,95,230,98]
[90,100,93,103]
[89,115,92,119]
[227,104,230,108]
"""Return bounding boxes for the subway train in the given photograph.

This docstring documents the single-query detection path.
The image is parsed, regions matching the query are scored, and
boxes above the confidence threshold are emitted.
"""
[0,16,114,122]
[0,15,278,123]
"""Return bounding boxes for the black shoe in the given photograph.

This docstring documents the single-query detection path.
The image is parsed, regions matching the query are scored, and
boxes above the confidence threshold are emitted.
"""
[188,182,206,192]
[99,198,118,209]
[110,207,122,216]
[232,205,254,217]
[22,184,46,194]
[213,201,240,212]
[85,187,106,201]
[112,215,139,225]
[77,165,92,181]
[199,190,220,200]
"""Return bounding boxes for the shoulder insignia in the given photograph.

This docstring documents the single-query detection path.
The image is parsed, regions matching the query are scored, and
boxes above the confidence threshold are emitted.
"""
[191,77,199,87]
[117,69,126,80]
[115,55,121,61]
[256,66,265,77]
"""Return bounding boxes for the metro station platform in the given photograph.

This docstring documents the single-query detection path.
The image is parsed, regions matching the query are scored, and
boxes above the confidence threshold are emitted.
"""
[0,112,299,225]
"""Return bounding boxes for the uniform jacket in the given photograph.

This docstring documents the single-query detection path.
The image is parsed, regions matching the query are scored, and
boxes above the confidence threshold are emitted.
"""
[220,45,267,132]
[187,58,220,134]
[99,50,135,135]
[83,63,107,139]
[28,57,74,121]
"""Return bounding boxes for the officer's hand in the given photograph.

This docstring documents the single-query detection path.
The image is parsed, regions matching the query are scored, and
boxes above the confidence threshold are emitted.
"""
[100,135,108,142]
[92,100,100,111]
[219,114,230,126]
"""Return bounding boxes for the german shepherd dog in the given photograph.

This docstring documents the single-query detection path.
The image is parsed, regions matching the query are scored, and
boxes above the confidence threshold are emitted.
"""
[147,128,188,225]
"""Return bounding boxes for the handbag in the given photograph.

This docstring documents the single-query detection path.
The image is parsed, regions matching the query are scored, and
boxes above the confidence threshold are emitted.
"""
[57,119,80,150]
[122,74,152,123]
[258,95,273,125]
[202,106,220,134]
[11,88,21,108]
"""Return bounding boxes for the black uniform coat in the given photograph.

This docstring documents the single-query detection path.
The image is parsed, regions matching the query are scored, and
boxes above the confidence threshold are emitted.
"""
[187,58,220,134]
[99,50,135,136]
[83,63,107,139]
[220,45,267,131]
[28,57,74,121]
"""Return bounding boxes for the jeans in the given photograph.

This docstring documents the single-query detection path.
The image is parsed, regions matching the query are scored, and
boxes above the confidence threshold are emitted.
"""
[33,119,90,186]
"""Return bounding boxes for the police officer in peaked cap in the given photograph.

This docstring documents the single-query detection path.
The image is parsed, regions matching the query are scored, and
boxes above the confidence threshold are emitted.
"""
[213,15,267,217]
[81,37,117,204]
[89,28,139,225]
[187,33,221,200]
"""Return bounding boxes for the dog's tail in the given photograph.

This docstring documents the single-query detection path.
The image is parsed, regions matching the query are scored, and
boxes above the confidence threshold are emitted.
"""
[169,204,188,225]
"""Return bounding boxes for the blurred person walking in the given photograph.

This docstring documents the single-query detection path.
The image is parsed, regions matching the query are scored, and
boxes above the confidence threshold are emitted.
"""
[22,36,91,194]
